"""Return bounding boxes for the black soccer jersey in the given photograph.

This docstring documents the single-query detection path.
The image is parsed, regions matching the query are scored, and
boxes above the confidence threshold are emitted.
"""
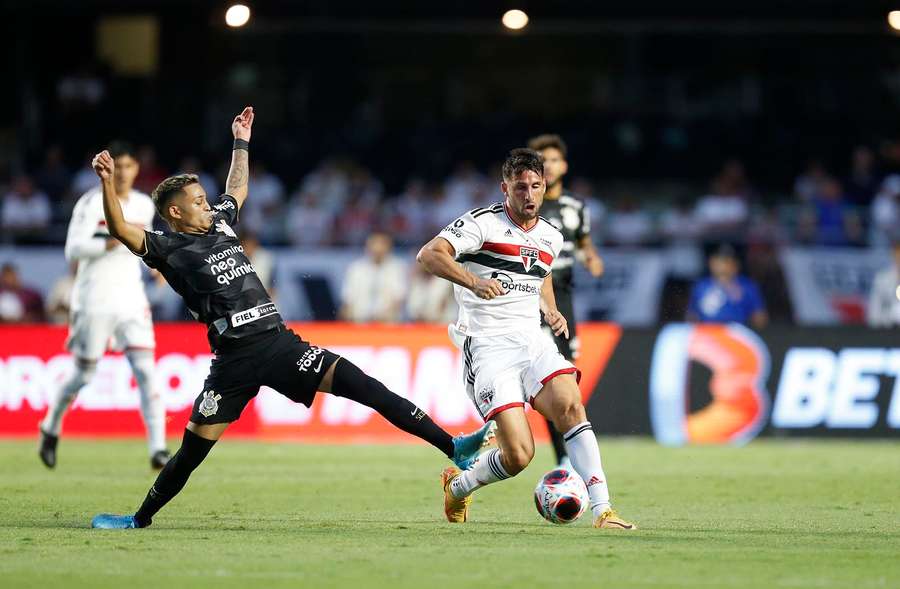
[141,194,281,350]
[539,194,590,287]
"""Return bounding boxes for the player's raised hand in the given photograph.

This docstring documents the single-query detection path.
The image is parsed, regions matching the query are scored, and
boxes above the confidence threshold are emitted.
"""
[232,106,254,141]
[472,277,505,300]
[91,150,115,181]
[543,308,569,339]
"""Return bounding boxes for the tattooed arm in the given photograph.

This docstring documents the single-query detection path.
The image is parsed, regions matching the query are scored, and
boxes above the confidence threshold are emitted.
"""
[226,106,254,210]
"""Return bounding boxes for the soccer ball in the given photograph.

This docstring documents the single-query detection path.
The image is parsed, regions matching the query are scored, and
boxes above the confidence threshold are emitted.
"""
[533,468,589,525]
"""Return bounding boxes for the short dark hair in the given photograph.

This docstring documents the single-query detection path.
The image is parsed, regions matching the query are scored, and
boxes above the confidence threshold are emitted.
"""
[710,243,738,260]
[527,134,568,159]
[502,148,544,182]
[151,174,199,217]
[107,140,136,160]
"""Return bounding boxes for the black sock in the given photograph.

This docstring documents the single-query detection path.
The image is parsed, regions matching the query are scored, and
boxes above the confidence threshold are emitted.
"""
[546,417,568,464]
[133,428,217,528]
[330,359,455,458]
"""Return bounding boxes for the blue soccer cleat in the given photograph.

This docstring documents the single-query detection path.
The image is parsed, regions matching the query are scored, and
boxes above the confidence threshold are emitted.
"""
[451,420,496,470]
[91,514,138,529]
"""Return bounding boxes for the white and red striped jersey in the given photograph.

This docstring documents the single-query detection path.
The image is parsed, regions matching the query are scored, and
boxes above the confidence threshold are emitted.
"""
[65,187,155,314]
[439,201,563,337]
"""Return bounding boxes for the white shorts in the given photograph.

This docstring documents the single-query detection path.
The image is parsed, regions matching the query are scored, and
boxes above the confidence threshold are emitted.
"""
[461,328,580,421]
[66,309,155,360]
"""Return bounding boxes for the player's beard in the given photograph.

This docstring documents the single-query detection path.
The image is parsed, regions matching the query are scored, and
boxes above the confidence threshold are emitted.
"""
[520,201,538,219]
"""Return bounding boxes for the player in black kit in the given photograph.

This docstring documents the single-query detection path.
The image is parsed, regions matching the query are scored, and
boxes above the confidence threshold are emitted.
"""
[527,134,604,468]
[90,107,491,529]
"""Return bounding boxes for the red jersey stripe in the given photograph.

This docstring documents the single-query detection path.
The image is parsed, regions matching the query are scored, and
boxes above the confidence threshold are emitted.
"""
[482,241,554,266]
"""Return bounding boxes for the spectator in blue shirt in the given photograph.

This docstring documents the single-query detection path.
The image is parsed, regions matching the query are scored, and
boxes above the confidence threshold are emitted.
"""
[687,244,768,328]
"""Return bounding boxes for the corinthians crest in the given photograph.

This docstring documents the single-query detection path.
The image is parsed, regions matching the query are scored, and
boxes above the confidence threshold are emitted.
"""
[215,219,237,238]
[198,390,222,417]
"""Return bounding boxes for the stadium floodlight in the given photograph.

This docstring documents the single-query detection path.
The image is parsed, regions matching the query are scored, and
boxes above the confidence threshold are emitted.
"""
[502,9,529,31]
[889,11,900,31]
[225,4,251,28]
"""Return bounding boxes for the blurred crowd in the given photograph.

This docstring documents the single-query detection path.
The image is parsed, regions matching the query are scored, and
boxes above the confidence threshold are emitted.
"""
[4,230,899,328]
[0,231,462,326]
[2,141,900,328]
[2,143,900,250]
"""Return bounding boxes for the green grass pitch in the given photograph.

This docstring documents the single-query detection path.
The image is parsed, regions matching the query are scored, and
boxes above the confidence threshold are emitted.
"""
[1,437,897,589]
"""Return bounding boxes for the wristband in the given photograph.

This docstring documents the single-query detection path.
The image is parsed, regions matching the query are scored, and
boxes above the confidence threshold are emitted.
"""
[233,138,250,151]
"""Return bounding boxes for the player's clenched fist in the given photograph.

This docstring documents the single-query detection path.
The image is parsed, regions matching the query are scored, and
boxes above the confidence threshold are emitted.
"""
[91,150,115,180]
[471,277,505,300]
[232,106,254,141]
[586,255,604,278]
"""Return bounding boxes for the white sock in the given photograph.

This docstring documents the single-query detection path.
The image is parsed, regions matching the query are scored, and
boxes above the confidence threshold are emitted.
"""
[563,422,611,517]
[41,360,96,436]
[127,350,166,455]
[450,448,511,498]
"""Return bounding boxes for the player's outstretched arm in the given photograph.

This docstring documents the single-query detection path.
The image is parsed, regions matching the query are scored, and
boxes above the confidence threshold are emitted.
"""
[225,106,254,210]
[92,150,146,255]
[540,275,569,338]
[416,237,504,300]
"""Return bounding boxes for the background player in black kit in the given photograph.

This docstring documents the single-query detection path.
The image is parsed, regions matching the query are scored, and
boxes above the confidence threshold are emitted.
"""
[527,134,604,468]
[90,107,490,529]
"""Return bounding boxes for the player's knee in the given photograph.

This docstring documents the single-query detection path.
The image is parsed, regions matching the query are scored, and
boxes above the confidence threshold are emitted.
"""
[73,358,98,383]
[553,398,586,431]
[502,443,534,475]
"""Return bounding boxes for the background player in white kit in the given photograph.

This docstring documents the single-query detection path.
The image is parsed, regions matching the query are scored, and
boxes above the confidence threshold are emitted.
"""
[417,148,635,529]
[38,142,169,470]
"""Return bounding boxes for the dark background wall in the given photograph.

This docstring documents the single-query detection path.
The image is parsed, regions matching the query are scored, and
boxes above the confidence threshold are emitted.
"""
[6,0,900,194]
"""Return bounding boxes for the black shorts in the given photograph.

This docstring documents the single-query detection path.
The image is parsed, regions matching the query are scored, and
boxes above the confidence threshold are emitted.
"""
[541,285,578,361]
[190,326,341,425]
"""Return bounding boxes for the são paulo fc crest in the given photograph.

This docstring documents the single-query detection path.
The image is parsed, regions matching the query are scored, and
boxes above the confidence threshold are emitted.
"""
[520,246,539,271]
[198,390,222,417]
[478,386,495,405]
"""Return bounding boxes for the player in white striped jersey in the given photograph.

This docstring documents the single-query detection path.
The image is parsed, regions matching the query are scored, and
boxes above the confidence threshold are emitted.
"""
[418,148,635,529]
[38,142,170,470]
